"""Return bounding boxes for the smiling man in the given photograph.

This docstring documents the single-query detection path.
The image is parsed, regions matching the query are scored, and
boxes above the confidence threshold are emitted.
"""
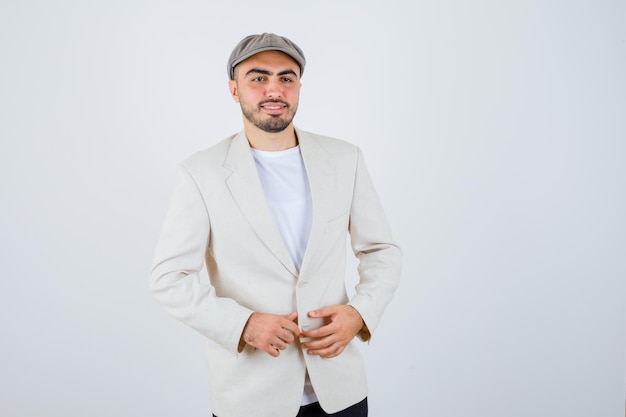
[150,33,402,417]
[232,50,300,136]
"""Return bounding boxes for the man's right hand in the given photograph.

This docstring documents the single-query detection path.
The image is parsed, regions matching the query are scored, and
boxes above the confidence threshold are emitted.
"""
[240,312,300,357]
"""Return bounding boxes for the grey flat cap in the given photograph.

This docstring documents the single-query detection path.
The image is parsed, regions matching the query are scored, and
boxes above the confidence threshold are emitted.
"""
[227,33,306,80]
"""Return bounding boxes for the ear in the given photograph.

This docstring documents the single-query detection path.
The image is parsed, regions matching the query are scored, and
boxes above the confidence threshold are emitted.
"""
[228,79,239,103]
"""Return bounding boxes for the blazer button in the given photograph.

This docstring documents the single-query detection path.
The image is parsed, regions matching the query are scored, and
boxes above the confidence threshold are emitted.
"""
[297,281,307,288]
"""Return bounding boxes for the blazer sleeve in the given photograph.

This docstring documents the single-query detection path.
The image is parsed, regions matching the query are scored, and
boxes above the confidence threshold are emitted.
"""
[150,165,253,354]
[347,148,402,339]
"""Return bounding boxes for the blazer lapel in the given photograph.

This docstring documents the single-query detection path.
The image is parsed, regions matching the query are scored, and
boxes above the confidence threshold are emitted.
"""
[224,131,298,278]
[296,129,336,274]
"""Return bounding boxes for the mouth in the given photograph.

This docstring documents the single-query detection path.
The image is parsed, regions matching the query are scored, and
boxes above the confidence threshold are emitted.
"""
[260,101,287,115]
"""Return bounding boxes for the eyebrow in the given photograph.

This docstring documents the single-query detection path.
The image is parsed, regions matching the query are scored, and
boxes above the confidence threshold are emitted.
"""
[244,68,298,77]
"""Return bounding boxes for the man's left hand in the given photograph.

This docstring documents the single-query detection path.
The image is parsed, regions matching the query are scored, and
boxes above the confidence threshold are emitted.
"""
[299,305,364,358]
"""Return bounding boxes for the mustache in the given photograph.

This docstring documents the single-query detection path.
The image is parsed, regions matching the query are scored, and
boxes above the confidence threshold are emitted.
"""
[259,99,288,106]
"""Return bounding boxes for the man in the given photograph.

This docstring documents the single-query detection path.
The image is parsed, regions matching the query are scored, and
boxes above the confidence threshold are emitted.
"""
[150,33,402,417]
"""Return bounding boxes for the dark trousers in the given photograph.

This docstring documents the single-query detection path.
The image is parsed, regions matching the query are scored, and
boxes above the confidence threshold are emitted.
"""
[297,398,368,417]
[213,397,368,417]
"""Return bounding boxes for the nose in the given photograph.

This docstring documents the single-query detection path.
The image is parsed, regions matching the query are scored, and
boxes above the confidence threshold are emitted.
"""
[266,77,282,98]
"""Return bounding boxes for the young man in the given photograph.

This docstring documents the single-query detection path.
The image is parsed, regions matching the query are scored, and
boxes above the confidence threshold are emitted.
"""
[150,33,402,417]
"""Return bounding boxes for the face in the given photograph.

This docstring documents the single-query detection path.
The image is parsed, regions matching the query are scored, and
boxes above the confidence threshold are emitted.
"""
[229,50,302,133]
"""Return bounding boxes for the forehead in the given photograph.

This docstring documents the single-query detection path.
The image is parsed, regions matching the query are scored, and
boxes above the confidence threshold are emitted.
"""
[236,50,300,75]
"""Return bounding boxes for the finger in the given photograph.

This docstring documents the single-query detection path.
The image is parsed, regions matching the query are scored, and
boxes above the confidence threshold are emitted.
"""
[300,322,336,339]
[308,306,337,319]
[308,342,344,358]
[272,339,287,350]
[265,345,280,357]
[282,313,301,336]
[282,322,300,338]
[280,327,296,344]
[321,345,345,359]
[301,336,335,350]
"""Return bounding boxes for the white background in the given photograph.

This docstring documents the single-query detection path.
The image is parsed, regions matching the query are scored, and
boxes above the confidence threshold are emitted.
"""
[1,1,624,416]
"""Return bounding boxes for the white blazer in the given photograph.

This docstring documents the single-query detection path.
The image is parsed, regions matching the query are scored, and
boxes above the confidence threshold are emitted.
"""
[150,128,402,417]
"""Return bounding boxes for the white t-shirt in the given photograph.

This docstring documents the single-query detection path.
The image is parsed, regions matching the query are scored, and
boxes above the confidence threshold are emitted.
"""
[251,145,318,405]
[251,146,312,271]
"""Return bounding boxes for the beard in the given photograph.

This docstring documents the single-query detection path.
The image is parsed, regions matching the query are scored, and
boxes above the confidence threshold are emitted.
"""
[240,99,298,133]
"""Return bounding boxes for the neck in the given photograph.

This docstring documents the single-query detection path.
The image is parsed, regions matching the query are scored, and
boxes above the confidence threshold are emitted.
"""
[243,121,298,151]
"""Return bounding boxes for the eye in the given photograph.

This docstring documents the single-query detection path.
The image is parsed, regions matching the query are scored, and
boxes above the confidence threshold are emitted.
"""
[281,77,294,83]
[252,76,266,82]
